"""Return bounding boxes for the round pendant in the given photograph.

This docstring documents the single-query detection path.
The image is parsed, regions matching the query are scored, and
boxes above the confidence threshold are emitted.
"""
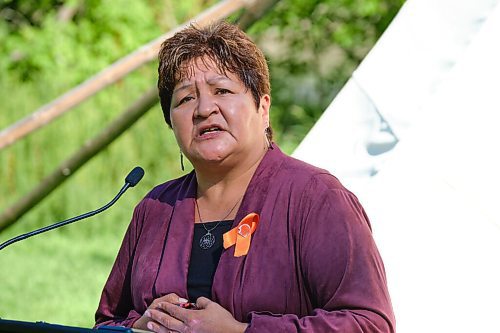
[199,232,215,249]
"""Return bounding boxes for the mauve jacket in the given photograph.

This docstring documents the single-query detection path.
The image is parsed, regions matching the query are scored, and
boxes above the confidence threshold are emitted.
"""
[95,145,395,332]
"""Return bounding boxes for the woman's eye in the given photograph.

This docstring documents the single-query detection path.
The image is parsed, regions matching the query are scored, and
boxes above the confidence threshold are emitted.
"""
[177,96,194,106]
[216,88,231,95]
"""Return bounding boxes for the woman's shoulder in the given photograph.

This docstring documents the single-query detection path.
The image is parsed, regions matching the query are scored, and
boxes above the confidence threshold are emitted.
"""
[277,153,366,221]
[276,151,347,192]
[143,171,196,203]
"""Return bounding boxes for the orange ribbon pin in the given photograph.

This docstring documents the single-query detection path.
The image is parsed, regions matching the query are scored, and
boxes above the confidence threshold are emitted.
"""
[223,213,259,257]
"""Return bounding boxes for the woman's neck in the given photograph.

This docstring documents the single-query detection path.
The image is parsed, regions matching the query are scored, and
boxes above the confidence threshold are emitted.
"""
[195,145,266,194]
[194,148,266,221]
[197,157,260,197]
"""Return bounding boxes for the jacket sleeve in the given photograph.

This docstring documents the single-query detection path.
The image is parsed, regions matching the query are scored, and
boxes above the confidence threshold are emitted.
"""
[94,200,146,328]
[245,175,395,332]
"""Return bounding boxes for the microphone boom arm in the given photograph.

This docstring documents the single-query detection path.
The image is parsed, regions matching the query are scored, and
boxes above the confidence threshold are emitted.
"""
[0,166,144,251]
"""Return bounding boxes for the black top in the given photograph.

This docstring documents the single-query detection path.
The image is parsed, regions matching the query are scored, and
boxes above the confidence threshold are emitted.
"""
[187,220,233,302]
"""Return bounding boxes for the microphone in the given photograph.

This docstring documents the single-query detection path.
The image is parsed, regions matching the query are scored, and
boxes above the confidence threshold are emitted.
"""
[0,166,145,251]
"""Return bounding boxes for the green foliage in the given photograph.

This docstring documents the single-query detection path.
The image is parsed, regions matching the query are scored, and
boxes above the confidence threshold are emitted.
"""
[0,0,404,327]
[1,0,160,84]
[249,0,404,147]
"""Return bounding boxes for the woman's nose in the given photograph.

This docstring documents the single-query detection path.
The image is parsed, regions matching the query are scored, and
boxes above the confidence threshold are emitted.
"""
[195,92,218,118]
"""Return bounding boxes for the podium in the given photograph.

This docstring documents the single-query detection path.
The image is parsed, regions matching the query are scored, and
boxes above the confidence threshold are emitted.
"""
[0,319,134,333]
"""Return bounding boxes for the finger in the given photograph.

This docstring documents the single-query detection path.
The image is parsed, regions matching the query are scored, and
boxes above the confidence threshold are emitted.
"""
[146,319,174,333]
[160,293,186,304]
[148,307,186,332]
[195,296,212,309]
[149,293,187,310]
[157,301,191,323]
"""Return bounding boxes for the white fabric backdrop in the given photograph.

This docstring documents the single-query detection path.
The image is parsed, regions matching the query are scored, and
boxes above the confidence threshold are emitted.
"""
[293,0,500,331]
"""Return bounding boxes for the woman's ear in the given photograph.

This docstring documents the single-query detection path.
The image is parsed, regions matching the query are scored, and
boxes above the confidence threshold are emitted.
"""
[259,94,271,128]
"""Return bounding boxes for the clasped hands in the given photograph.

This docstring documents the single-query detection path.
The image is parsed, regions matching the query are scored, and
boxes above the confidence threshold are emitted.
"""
[133,293,248,333]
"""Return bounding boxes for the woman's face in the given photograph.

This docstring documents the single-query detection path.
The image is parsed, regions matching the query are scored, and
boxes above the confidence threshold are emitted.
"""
[170,57,270,169]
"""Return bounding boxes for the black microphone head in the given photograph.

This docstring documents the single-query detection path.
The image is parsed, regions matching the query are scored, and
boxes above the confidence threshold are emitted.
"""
[125,166,144,187]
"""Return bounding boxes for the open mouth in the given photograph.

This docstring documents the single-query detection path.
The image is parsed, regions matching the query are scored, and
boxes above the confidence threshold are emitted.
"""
[200,126,222,136]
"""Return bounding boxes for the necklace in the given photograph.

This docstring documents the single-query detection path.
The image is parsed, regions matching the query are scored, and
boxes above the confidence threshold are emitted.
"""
[195,197,242,250]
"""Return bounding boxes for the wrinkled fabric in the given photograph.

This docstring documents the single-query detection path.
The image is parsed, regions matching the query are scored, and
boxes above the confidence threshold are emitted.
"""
[95,145,395,332]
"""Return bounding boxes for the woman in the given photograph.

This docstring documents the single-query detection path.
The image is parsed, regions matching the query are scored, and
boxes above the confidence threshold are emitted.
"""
[95,21,395,333]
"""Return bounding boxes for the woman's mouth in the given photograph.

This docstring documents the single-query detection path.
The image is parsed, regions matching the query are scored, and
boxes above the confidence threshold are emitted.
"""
[200,127,222,135]
[197,125,225,139]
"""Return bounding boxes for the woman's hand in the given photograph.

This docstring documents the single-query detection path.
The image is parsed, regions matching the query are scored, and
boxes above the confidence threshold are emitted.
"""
[133,293,186,331]
[145,297,248,333]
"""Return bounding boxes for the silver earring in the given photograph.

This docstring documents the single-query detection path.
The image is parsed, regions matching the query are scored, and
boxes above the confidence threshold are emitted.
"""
[180,150,185,171]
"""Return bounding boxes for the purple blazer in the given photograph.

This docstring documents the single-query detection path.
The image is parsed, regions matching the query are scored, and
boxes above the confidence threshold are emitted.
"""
[95,145,395,332]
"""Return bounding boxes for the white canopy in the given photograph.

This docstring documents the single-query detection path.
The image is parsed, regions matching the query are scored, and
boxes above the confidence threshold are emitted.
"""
[293,0,500,331]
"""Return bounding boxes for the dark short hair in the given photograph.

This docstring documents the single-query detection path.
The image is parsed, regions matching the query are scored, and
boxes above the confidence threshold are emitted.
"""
[157,21,272,139]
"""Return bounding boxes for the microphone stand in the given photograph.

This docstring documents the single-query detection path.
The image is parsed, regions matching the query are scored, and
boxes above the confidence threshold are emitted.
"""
[0,167,144,251]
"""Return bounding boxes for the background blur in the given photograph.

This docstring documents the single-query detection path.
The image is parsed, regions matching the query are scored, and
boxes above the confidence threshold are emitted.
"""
[0,0,403,327]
